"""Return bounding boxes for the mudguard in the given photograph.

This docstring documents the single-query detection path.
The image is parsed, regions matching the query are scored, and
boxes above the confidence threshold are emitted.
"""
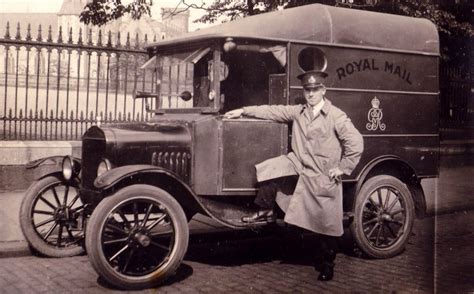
[26,156,81,180]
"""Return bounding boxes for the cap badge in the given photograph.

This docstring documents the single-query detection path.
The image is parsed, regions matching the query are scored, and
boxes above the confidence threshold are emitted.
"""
[308,76,317,84]
[366,96,386,131]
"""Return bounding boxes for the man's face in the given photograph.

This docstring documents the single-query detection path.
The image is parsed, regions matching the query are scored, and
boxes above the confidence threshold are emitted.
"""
[303,86,326,107]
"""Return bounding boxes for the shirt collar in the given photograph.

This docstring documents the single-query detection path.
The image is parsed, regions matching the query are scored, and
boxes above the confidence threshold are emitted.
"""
[312,98,325,115]
[300,98,332,116]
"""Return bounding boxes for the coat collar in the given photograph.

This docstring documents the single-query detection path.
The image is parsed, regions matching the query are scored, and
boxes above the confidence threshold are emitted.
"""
[301,98,332,117]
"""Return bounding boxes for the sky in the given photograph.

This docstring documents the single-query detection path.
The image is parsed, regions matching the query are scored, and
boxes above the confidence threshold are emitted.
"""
[0,0,211,30]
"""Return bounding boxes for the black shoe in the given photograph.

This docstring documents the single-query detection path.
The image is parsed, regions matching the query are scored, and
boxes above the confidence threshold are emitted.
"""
[318,262,334,281]
[241,210,275,223]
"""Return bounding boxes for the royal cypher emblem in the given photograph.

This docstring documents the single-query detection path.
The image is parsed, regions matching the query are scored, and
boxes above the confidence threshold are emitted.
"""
[366,96,386,131]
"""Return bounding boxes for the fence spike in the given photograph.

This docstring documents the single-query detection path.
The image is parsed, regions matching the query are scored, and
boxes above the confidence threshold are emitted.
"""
[97,30,102,46]
[15,22,21,40]
[26,24,32,41]
[40,110,43,119]
[90,111,94,120]
[88,29,93,45]
[8,109,12,118]
[109,111,113,121]
[60,110,64,119]
[4,21,11,39]
[80,111,84,120]
[135,32,140,49]
[68,27,73,44]
[36,24,42,41]
[116,32,121,47]
[153,34,157,42]
[47,25,53,42]
[118,112,122,121]
[29,109,33,119]
[127,112,131,121]
[144,34,148,46]
[107,30,112,47]
[19,109,23,118]
[70,111,74,120]
[50,110,54,119]
[57,26,63,43]
[78,27,83,45]
[125,32,130,48]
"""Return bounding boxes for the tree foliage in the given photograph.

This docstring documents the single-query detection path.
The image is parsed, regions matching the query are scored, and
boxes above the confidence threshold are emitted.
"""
[79,0,472,38]
[80,0,153,26]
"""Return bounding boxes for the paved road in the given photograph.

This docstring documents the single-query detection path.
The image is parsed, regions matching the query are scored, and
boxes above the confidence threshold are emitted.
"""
[0,209,472,293]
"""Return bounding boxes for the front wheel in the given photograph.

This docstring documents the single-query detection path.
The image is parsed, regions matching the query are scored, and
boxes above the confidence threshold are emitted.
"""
[85,185,189,290]
[19,175,85,257]
[350,175,415,259]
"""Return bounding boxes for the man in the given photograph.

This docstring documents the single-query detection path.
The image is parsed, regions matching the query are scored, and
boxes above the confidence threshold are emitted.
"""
[224,70,364,281]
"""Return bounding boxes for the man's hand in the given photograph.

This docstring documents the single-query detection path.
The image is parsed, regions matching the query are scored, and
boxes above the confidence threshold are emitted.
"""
[329,167,344,183]
[224,108,244,119]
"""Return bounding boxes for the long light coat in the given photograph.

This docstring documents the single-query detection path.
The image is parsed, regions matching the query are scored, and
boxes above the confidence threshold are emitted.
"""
[243,99,363,236]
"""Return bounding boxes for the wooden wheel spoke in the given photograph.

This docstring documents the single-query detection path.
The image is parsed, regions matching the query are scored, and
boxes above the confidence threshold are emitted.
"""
[63,185,69,206]
[150,240,170,251]
[375,224,383,246]
[390,208,405,217]
[363,217,378,226]
[366,222,380,238]
[57,223,64,246]
[117,212,131,229]
[146,214,167,231]
[121,249,135,274]
[383,189,391,210]
[34,210,55,216]
[43,222,58,241]
[377,189,383,207]
[141,203,154,228]
[386,196,399,213]
[108,244,130,262]
[68,194,80,208]
[52,187,61,207]
[105,222,128,235]
[133,203,139,227]
[35,217,55,228]
[385,223,398,239]
[103,237,129,245]
[39,196,57,210]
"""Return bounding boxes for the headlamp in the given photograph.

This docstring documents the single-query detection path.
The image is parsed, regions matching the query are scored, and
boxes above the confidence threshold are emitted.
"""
[97,159,112,177]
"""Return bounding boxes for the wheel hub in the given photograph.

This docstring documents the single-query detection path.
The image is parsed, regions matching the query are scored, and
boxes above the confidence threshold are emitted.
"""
[131,232,151,247]
[54,206,72,222]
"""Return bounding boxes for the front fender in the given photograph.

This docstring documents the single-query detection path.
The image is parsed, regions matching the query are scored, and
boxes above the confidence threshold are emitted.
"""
[94,165,185,190]
[26,156,81,180]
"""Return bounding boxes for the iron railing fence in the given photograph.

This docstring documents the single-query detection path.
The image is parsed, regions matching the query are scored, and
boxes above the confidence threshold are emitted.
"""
[440,63,473,128]
[0,22,163,141]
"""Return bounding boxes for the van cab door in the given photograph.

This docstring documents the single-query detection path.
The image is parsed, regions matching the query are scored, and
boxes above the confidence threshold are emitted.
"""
[219,119,288,195]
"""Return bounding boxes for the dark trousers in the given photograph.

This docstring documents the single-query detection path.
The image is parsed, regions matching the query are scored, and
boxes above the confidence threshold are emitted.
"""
[319,234,338,263]
[254,176,298,209]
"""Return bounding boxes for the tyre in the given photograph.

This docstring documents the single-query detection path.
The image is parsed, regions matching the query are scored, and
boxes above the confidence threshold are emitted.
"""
[350,175,415,259]
[19,175,85,257]
[85,184,189,290]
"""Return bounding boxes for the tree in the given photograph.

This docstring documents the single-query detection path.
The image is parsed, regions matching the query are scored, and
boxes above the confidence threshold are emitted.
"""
[80,0,154,26]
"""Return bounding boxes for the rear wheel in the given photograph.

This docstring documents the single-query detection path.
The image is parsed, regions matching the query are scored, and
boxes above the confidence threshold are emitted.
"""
[19,175,85,257]
[350,175,415,259]
[85,185,189,290]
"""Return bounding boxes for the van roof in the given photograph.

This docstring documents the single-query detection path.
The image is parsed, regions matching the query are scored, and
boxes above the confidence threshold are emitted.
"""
[147,4,439,55]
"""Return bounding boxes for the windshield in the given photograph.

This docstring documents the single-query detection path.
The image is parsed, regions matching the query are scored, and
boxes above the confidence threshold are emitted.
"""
[141,42,287,113]
[141,47,219,111]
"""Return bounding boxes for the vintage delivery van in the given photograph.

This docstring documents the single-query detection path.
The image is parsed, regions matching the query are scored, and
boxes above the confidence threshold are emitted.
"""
[20,4,439,289]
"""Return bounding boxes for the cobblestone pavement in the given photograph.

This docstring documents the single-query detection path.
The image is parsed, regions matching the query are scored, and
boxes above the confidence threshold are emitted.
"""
[0,210,472,293]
